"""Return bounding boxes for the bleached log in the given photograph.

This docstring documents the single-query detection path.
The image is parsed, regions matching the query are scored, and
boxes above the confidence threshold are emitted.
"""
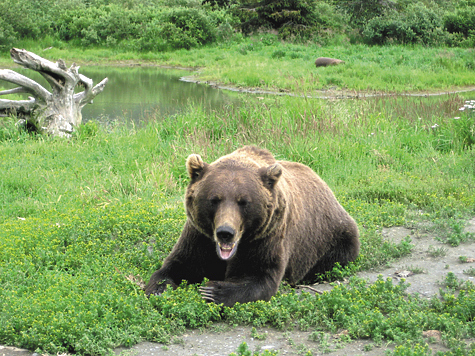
[0,48,108,137]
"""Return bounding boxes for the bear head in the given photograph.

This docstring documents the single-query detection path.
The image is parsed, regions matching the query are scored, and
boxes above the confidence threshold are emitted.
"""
[185,153,284,260]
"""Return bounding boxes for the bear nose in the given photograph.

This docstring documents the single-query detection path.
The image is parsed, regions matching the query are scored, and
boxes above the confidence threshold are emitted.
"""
[216,225,236,242]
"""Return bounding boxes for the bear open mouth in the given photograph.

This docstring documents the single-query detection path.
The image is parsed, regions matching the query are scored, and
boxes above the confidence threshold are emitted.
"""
[217,242,238,260]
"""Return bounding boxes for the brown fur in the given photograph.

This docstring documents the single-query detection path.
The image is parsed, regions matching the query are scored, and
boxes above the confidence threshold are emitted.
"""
[145,146,359,307]
[315,57,345,67]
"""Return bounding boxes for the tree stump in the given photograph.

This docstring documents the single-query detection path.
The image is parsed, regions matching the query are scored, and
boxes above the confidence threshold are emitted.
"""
[0,48,108,137]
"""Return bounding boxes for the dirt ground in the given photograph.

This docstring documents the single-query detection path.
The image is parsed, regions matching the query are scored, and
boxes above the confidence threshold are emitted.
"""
[2,218,475,356]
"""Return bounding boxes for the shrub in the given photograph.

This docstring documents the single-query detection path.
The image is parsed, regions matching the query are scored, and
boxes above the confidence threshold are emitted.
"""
[3,0,232,51]
[161,6,218,47]
[138,6,229,51]
[362,3,444,45]
[0,18,16,51]
[335,0,396,29]
[444,7,475,37]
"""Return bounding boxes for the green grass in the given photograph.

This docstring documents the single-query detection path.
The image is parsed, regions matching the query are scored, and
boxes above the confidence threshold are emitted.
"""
[2,36,475,95]
[1,79,475,354]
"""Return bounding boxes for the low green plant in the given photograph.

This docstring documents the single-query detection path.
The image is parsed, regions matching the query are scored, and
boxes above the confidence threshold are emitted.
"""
[389,342,432,356]
[464,267,475,277]
[428,245,448,257]
[229,342,278,356]
[309,331,332,352]
[250,327,267,340]
[440,272,475,291]
[405,265,426,274]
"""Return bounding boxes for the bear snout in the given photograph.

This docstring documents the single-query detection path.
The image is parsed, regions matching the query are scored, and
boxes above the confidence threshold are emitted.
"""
[215,225,239,260]
[216,225,236,242]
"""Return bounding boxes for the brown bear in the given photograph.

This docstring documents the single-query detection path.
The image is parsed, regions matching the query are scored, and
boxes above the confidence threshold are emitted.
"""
[145,146,359,307]
[315,57,345,67]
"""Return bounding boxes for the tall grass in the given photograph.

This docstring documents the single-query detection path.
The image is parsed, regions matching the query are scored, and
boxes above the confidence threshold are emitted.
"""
[0,93,474,354]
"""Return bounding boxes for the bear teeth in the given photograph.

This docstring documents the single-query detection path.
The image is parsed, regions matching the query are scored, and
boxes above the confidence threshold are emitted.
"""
[217,242,238,260]
[219,243,235,251]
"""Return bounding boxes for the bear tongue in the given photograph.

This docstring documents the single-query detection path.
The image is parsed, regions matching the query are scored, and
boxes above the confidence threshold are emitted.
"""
[217,242,237,260]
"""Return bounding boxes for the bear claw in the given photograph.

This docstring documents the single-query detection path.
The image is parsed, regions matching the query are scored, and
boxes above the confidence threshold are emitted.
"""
[199,286,215,302]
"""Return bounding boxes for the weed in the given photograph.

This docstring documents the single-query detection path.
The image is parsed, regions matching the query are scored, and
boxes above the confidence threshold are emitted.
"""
[389,342,432,356]
[363,343,374,351]
[250,327,267,340]
[229,342,278,356]
[440,272,474,291]
[309,331,332,353]
[405,265,426,274]
[270,49,286,59]
[428,245,448,257]
[464,267,475,277]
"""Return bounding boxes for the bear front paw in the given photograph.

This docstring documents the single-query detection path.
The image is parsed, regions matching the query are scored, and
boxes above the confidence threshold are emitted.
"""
[199,285,216,303]
[145,275,177,297]
[199,281,229,304]
[145,282,168,297]
[199,281,236,306]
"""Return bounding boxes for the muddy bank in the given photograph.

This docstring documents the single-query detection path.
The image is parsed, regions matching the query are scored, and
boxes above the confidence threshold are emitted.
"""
[180,75,475,100]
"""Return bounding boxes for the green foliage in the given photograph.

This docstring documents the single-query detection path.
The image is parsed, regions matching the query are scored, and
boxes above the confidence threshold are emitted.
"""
[0,202,187,354]
[0,117,26,142]
[335,0,396,29]
[235,0,346,41]
[0,17,17,51]
[152,43,475,94]
[389,342,433,356]
[74,120,100,140]
[137,6,226,50]
[362,3,445,45]
[444,6,475,37]
[432,100,475,152]
[0,0,234,51]
[1,78,475,354]
[444,6,475,47]
[1,0,475,49]
[229,342,278,356]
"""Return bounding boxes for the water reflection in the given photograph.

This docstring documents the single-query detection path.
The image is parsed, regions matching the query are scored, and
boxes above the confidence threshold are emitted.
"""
[0,65,241,125]
[80,66,241,124]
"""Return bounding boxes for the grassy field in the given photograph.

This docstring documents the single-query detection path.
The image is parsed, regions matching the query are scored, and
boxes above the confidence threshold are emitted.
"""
[2,36,475,95]
[1,41,475,355]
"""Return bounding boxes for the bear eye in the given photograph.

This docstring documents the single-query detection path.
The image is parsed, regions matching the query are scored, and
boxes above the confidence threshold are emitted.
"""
[209,197,221,205]
[237,198,248,207]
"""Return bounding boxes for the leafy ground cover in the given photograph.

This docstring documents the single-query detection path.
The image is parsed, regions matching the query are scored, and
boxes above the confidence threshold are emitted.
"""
[0,80,475,355]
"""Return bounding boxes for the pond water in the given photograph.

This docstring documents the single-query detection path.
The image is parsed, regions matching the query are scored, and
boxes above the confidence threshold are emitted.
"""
[0,65,242,125]
[79,66,242,124]
[2,64,474,127]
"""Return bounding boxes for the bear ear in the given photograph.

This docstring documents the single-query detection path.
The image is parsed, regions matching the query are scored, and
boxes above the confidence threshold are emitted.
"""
[261,163,283,189]
[186,154,206,180]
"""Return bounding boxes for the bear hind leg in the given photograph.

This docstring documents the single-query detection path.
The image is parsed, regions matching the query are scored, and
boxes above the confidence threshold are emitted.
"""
[303,229,360,281]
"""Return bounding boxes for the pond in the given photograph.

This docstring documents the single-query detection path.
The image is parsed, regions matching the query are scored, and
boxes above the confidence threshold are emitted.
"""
[79,66,242,124]
[0,65,242,125]
[1,64,474,127]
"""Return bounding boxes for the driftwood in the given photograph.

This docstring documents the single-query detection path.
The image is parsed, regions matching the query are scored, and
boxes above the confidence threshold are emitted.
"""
[0,48,108,137]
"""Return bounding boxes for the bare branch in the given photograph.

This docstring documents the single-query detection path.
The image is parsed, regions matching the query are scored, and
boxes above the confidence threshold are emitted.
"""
[39,72,65,91]
[0,69,51,102]
[10,48,76,84]
[75,76,109,108]
[0,87,29,96]
[0,98,36,114]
